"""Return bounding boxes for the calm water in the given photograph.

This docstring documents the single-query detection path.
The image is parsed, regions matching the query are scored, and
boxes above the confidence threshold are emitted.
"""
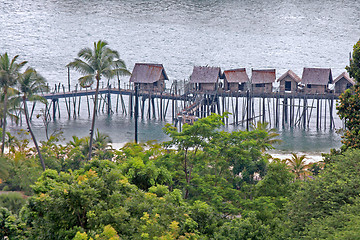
[1,0,360,153]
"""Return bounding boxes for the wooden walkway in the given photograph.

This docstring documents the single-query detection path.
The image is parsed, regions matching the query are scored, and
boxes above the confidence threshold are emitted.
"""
[42,87,186,100]
[34,83,341,131]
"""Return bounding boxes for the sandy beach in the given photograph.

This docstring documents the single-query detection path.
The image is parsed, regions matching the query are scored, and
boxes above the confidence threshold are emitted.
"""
[268,151,324,163]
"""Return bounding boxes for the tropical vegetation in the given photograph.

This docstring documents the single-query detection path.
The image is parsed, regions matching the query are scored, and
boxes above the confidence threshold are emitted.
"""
[1,39,360,239]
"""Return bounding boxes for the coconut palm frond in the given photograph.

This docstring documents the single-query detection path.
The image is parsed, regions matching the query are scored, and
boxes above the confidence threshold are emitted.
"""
[67,58,95,76]
[27,95,47,104]
[286,153,311,180]
[78,75,95,88]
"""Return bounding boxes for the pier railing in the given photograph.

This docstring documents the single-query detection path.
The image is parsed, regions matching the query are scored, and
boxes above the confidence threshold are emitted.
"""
[31,80,342,131]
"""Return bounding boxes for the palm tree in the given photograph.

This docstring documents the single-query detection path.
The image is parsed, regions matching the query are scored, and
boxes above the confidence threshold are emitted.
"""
[93,130,113,159]
[67,40,130,160]
[0,53,27,154]
[0,88,20,126]
[251,121,282,151]
[286,153,310,180]
[16,67,48,171]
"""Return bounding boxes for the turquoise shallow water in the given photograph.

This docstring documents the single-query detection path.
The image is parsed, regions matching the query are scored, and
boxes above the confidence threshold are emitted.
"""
[1,0,359,153]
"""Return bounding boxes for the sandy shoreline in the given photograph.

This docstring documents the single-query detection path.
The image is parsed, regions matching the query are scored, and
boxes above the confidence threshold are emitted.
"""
[268,150,324,163]
[111,142,325,163]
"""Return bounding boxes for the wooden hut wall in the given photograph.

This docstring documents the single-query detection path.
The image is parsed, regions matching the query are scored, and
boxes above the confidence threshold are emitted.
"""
[279,75,298,92]
[335,78,353,94]
[224,81,239,91]
[304,84,326,94]
[200,83,217,91]
[252,83,272,94]
[138,79,165,92]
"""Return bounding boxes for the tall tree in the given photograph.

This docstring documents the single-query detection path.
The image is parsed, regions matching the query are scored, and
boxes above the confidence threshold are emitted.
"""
[337,39,360,149]
[346,39,360,83]
[16,67,48,171]
[163,113,225,199]
[0,53,27,154]
[67,40,130,160]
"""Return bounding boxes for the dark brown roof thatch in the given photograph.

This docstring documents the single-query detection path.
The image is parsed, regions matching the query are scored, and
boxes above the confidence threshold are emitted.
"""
[334,72,355,85]
[277,70,301,83]
[301,68,332,85]
[130,63,169,83]
[251,69,276,84]
[189,66,222,83]
[223,68,249,83]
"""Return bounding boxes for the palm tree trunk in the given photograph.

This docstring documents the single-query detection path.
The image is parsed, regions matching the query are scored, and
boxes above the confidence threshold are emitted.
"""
[1,87,8,155]
[23,97,46,171]
[88,76,100,161]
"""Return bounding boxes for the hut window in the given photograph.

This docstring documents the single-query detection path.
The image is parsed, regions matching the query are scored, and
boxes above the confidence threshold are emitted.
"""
[307,84,312,88]
[255,84,265,87]
[346,83,352,89]
[285,81,291,91]
[154,81,158,86]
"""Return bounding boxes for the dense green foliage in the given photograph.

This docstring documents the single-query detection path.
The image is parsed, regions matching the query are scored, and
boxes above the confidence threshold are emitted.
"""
[337,39,360,149]
[1,110,360,238]
[346,39,360,83]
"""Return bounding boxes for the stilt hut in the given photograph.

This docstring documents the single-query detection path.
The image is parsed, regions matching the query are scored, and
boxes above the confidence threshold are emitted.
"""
[223,68,250,92]
[301,68,332,94]
[277,70,301,92]
[334,72,355,94]
[129,63,169,92]
[189,66,222,92]
[250,69,275,94]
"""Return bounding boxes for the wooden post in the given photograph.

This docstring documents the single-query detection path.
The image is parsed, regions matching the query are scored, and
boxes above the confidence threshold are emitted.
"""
[129,91,133,117]
[160,92,163,120]
[284,96,288,125]
[235,95,238,125]
[77,96,81,116]
[330,95,334,129]
[148,95,151,119]
[222,95,225,122]
[316,95,320,129]
[135,84,139,143]
[62,85,70,118]
[152,97,156,119]
[73,85,77,118]
[275,94,279,128]
[320,98,323,129]
[246,90,250,131]
[303,96,307,128]
[86,90,90,117]
[262,95,265,123]
[52,99,56,119]
[324,96,327,129]
[141,97,146,119]
[107,89,111,115]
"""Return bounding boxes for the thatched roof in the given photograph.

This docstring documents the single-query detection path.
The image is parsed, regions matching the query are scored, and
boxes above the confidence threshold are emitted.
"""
[334,72,355,85]
[277,70,301,83]
[251,69,276,84]
[223,68,249,83]
[189,66,222,83]
[130,63,169,83]
[301,68,332,85]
